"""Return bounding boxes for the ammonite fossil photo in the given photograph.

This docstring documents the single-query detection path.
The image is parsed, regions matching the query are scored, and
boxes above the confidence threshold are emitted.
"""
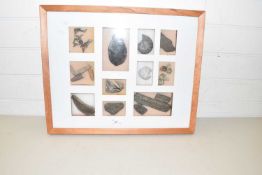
[137,34,154,54]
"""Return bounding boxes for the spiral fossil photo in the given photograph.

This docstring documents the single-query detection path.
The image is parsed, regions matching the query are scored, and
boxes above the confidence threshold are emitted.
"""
[137,29,155,55]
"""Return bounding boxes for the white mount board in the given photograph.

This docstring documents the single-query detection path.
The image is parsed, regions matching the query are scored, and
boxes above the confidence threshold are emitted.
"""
[47,11,198,128]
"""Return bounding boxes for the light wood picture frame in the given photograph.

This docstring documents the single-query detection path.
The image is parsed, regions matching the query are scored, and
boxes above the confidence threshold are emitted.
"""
[40,5,205,134]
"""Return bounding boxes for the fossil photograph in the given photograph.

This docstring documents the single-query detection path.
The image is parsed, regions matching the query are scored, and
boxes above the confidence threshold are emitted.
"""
[137,29,155,55]
[136,61,154,86]
[102,28,129,71]
[71,93,95,116]
[158,62,175,86]
[133,92,173,116]
[102,79,126,95]
[70,61,94,85]
[160,29,177,55]
[69,27,94,53]
[103,101,126,116]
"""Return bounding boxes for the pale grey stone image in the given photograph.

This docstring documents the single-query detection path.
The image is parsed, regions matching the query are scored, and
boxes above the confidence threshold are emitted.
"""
[136,61,153,86]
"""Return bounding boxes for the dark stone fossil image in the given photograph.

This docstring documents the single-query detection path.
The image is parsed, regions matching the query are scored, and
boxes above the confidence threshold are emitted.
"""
[160,33,176,52]
[138,34,153,54]
[104,102,124,115]
[134,103,148,115]
[108,35,127,66]
[71,94,95,116]
[155,93,172,104]
[134,92,172,113]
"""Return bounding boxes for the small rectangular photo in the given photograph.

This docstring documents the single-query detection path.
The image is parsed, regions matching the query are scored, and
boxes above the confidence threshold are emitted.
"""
[158,62,175,86]
[71,93,95,116]
[102,79,126,95]
[136,61,153,86]
[102,27,130,71]
[137,29,155,55]
[70,61,94,85]
[160,29,177,55]
[134,92,173,116]
[103,101,126,116]
[69,27,94,53]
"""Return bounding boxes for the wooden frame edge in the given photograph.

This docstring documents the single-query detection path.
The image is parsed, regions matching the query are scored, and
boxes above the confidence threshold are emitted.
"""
[189,12,206,133]
[40,6,54,132]
[48,127,194,135]
[39,5,205,135]
[40,5,204,17]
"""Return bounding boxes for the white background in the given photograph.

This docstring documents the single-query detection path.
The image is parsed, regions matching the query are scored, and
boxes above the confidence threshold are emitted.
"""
[47,12,197,128]
[0,0,262,118]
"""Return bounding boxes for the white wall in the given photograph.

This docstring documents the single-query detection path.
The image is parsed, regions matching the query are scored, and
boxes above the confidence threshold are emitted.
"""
[0,0,261,117]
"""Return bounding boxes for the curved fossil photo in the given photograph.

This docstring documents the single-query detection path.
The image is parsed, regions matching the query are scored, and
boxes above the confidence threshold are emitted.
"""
[71,93,95,116]
[133,92,173,116]
[102,28,129,71]
[137,29,155,55]
[69,27,94,53]
[160,30,177,55]
[70,61,94,85]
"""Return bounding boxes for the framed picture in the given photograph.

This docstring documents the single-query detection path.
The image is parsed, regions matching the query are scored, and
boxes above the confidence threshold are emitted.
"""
[40,5,205,134]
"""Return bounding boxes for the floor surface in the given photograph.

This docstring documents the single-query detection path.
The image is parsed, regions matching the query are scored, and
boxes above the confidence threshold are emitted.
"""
[0,116,262,175]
